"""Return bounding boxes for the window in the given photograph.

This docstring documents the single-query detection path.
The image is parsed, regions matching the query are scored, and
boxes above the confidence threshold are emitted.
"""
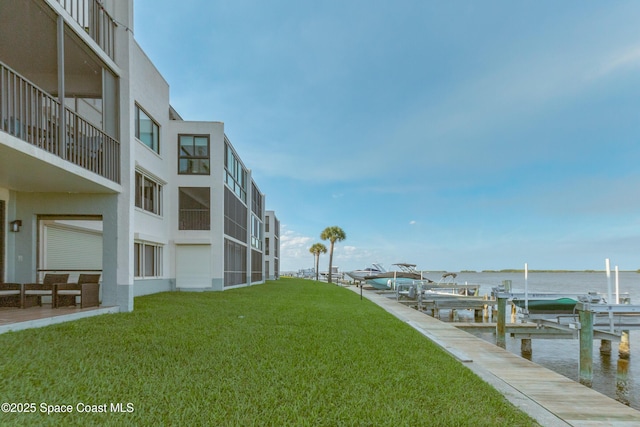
[179,187,210,230]
[252,183,263,215]
[224,187,247,241]
[224,142,247,202]
[134,242,163,277]
[251,214,262,250]
[135,105,159,153]
[135,170,163,215]
[179,135,210,174]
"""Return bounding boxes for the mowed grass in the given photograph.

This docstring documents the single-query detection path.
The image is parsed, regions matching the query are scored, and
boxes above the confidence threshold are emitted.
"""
[0,278,538,426]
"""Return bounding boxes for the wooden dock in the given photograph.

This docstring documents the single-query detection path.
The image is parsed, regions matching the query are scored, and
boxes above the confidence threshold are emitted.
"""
[351,286,640,426]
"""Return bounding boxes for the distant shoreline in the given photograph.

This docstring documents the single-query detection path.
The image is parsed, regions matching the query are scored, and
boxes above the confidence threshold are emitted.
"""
[459,269,640,274]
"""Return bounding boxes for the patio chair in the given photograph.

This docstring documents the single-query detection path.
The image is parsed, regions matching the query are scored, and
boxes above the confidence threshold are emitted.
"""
[53,274,101,309]
[23,274,69,308]
[0,283,23,308]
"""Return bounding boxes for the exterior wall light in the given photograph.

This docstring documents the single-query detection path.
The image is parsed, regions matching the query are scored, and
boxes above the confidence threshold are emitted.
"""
[10,220,22,232]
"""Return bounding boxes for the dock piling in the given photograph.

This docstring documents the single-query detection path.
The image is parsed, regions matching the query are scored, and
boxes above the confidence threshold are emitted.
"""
[616,358,630,406]
[578,308,594,387]
[497,296,506,349]
[619,330,630,359]
[619,296,630,359]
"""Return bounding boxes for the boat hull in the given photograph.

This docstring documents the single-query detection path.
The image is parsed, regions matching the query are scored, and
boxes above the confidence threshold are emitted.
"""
[346,270,379,281]
[366,277,415,290]
[346,264,386,282]
[512,298,578,313]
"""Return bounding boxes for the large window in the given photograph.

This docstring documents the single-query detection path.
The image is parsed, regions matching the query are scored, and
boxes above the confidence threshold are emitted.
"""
[251,214,262,250]
[224,187,247,241]
[134,242,163,277]
[179,187,210,230]
[179,135,210,174]
[224,142,247,203]
[135,105,159,153]
[135,170,163,215]
[252,183,263,216]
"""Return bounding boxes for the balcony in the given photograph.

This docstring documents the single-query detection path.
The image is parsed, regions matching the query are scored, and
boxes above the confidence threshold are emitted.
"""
[55,0,116,60]
[0,61,120,184]
[179,209,211,231]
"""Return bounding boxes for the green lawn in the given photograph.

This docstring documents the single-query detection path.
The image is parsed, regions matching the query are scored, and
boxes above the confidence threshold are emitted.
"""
[0,278,538,426]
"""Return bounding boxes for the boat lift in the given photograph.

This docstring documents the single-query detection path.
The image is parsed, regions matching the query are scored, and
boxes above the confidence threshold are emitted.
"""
[492,290,640,387]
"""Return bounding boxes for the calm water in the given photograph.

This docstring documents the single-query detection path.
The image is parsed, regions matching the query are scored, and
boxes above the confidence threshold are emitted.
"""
[437,271,640,410]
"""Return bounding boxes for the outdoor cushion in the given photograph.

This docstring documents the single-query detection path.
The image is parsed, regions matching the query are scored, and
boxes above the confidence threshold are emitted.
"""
[24,290,52,295]
[56,290,81,296]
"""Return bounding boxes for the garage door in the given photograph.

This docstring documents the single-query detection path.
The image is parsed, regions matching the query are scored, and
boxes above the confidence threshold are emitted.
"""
[176,245,211,289]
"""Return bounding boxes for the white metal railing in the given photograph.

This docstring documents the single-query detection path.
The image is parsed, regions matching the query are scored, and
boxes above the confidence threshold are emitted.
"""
[0,61,120,183]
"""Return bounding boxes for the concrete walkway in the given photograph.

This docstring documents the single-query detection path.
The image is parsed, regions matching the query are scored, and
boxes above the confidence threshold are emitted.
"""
[349,286,640,427]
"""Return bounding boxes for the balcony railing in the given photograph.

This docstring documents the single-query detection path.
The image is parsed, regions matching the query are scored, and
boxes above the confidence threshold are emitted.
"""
[0,61,120,184]
[56,0,116,60]
[179,209,211,230]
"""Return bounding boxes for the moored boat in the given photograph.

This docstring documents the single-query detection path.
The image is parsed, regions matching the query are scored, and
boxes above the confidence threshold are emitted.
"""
[414,272,480,296]
[502,291,606,314]
[345,263,386,282]
[511,297,579,313]
[365,263,432,290]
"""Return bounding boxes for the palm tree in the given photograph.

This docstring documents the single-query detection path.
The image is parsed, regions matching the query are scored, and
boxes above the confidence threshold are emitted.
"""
[320,226,346,284]
[309,243,327,281]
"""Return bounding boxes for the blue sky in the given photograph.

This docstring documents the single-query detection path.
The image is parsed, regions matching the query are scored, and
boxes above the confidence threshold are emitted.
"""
[134,1,640,273]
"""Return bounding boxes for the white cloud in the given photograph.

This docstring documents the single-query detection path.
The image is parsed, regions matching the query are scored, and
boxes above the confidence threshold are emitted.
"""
[279,227,315,272]
[280,229,312,254]
[590,45,640,81]
[342,245,357,254]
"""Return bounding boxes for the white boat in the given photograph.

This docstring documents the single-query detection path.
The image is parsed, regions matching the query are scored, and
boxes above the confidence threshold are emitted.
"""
[345,263,387,282]
[365,263,431,290]
[416,272,480,295]
[397,273,480,300]
[297,268,316,279]
[320,266,343,281]
[422,286,480,297]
